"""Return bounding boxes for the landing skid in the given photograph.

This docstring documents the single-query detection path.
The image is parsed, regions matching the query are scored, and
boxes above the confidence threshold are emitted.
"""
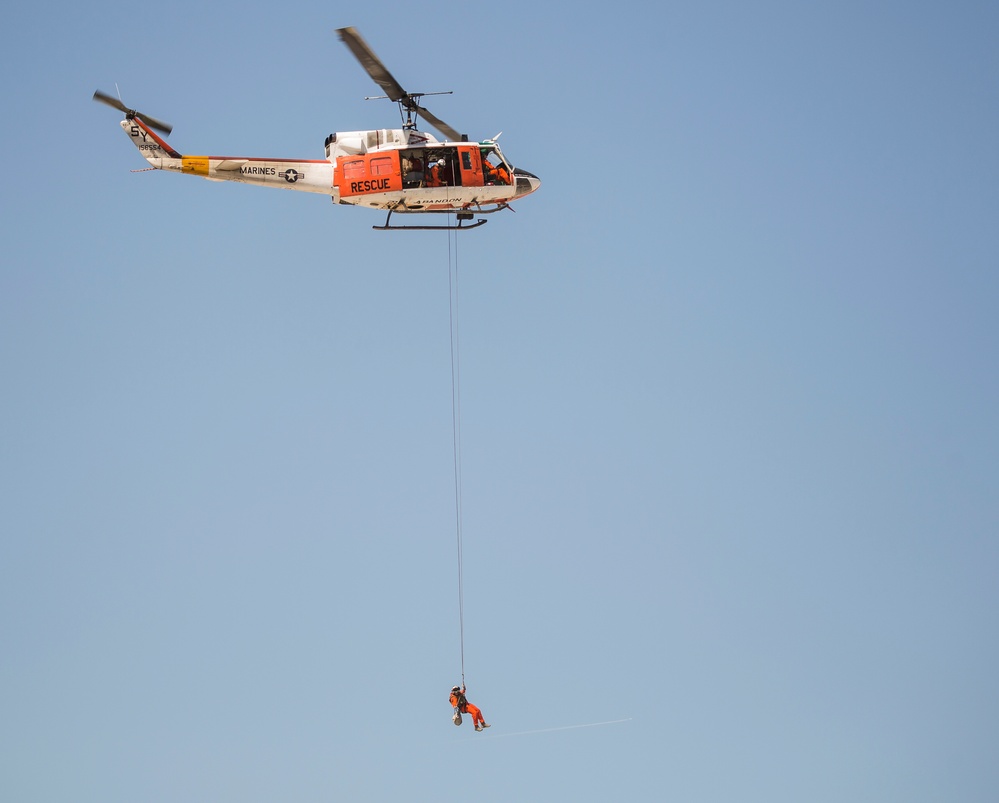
[374,209,487,231]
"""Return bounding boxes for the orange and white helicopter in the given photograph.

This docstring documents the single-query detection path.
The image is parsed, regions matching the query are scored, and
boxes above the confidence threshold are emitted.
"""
[94,27,540,231]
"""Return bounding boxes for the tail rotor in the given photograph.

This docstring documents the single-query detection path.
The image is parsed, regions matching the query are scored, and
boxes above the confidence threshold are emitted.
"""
[93,89,173,136]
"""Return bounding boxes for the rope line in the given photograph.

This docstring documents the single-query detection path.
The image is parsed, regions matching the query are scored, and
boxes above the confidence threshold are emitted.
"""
[447,214,466,686]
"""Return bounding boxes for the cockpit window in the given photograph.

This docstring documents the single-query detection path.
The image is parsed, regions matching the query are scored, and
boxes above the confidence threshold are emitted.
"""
[479,146,511,185]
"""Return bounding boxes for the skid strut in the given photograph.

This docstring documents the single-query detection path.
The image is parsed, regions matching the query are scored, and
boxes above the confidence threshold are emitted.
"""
[373,209,487,231]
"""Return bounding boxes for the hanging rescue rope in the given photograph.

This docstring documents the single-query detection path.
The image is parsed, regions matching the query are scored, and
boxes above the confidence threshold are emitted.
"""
[447,215,466,687]
[442,216,493,733]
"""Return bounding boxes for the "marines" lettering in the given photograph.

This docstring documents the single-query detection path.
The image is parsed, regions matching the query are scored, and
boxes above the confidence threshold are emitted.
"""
[241,166,276,176]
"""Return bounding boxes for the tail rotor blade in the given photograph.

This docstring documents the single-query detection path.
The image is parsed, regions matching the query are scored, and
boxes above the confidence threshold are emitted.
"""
[93,89,129,114]
[134,112,173,137]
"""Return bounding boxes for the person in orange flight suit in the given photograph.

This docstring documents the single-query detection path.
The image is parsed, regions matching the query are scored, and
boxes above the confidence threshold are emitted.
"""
[480,150,511,185]
[426,158,446,187]
[450,685,490,731]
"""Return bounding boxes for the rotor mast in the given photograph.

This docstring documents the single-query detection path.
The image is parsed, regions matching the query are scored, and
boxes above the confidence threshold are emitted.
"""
[364,90,454,132]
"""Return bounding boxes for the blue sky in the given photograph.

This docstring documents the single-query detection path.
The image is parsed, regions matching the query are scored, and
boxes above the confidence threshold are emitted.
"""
[2,1,998,801]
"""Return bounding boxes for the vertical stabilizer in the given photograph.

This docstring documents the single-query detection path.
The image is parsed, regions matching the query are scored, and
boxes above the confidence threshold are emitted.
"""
[120,117,181,167]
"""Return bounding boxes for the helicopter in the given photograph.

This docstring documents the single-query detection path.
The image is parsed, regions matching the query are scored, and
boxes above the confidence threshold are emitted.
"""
[94,27,540,231]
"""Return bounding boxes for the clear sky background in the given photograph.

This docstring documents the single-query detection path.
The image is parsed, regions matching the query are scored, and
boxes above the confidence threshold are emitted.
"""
[2,2,998,801]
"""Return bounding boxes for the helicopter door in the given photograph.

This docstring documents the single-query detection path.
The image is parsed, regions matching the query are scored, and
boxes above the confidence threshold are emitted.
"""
[457,145,483,187]
[336,152,402,197]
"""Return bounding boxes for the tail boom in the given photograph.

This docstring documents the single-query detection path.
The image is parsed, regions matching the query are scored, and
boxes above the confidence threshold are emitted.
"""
[122,117,332,194]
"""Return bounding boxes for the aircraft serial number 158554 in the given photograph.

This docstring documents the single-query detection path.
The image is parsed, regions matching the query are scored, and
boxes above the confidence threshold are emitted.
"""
[97,27,540,231]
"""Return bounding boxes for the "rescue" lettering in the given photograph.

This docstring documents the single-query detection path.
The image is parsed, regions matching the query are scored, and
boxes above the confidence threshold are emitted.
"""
[350,178,392,193]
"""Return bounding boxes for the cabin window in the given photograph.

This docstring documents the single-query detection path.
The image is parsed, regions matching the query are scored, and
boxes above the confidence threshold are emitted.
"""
[343,159,365,180]
[370,156,395,176]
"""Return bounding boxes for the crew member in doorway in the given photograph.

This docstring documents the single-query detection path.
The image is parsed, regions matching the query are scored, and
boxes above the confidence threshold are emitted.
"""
[450,684,490,731]
[427,158,446,187]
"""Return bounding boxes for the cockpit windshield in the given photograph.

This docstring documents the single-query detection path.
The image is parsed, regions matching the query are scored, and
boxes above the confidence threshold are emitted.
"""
[479,144,512,186]
[480,143,511,168]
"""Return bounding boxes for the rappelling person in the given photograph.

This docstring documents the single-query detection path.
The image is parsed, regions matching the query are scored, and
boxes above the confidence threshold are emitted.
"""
[450,684,490,731]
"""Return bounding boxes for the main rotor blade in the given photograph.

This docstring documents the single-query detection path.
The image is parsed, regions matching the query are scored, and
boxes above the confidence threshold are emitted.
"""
[92,89,173,136]
[414,104,461,142]
[335,28,462,141]
[336,27,407,103]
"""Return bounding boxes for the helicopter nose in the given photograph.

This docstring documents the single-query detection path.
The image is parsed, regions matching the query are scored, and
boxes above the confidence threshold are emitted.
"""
[513,167,541,198]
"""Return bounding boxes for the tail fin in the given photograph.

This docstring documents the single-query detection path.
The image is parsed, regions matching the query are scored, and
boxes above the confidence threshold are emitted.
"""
[121,117,182,166]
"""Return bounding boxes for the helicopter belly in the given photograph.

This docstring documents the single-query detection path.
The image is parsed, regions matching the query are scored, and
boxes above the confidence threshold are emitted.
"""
[339,186,511,211]
[338,190,404,209]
